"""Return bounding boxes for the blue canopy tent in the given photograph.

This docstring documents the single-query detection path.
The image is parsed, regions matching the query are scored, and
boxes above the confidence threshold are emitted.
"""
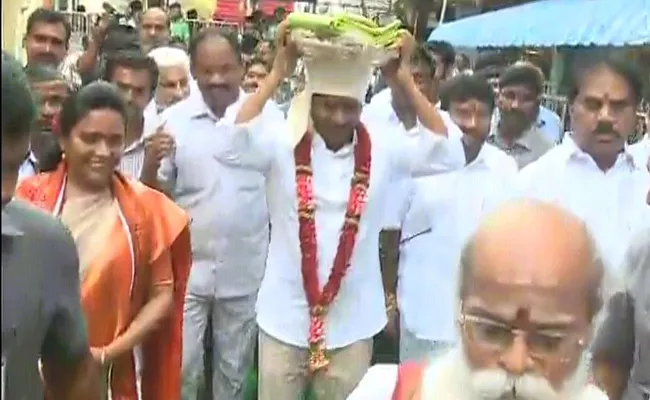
[428,0,650,47]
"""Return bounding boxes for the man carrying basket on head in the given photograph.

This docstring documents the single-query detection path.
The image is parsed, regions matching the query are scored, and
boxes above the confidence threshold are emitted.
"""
[224,12,466,399]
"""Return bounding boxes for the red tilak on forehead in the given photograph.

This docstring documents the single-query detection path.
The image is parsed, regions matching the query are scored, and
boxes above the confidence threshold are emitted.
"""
[515,307,530,322]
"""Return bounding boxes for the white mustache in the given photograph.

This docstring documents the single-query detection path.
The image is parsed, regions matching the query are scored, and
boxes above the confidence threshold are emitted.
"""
[471,369,557,400]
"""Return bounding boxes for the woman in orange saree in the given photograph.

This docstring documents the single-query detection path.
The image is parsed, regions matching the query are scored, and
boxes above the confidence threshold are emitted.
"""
[16,82,192,400]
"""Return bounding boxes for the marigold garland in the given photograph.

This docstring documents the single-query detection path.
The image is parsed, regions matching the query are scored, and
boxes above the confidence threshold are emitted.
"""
[294,126,372,373]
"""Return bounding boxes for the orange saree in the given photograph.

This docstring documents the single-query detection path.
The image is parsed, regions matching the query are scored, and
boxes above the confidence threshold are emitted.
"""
[17,163,192,400]
[392,362,425,400]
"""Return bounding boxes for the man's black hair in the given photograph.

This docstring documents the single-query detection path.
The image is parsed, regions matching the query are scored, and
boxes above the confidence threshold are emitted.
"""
[256,39,276,52]
[498,63,544,97]
[129,0,143,11]
[241,33,260,54]
[26,8,72,45]
[189,27,242,66]
[169,2,182,9]
[246,57,269,71]
[103,50,159,96]
[439,74,496,113]
[410,44,437,77]
[2,52,36,141]
[568,55,644,105]
[103,24,140,53]
[426,40,455,67]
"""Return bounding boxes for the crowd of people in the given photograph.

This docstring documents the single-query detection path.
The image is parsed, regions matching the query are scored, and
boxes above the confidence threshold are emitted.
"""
[1,3,649,400]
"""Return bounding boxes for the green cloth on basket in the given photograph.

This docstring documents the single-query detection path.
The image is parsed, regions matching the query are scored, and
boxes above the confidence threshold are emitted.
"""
[287,12,406,48]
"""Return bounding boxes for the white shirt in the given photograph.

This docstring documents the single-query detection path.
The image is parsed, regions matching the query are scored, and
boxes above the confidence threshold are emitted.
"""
[517,135,650,287]
[17,152,38,183]
[226,103,465,349]
[537,105,563,143]
[158,90,278,297]
[363,88,449,228]
[629,133,649,173]
[399,144,518,343]
[347,352,610,400]
[118,101,162,179]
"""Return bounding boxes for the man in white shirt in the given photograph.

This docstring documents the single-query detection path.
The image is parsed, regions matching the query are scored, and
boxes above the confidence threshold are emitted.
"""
[144,46,192,131]
[107,52,175,184]
[138,47,191,187]
[231,22,465,399]
[398,75,518,363]
[362,46,452,354]
[517,56,650,292]
[158,29,274,400]
[348,200,609,400]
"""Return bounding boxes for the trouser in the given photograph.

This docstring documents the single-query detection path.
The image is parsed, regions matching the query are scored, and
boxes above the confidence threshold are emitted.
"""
[181,292,258,400]
[258,330,373,400]
[399,325,453,363]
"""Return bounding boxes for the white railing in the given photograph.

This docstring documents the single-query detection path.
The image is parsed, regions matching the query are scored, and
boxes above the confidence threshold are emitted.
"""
[59,11,241,38]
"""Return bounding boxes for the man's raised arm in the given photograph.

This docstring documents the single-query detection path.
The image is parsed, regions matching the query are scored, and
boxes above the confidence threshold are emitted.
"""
[382,33,447,138]
[236,21,298,125]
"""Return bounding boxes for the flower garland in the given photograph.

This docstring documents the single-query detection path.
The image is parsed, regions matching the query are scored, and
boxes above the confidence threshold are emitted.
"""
[294,125,372,373]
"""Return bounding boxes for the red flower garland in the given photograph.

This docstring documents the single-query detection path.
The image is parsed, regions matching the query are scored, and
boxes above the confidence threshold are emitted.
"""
[294,125,372,373]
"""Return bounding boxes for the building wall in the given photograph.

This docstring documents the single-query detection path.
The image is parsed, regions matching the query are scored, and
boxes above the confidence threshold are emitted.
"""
[2,0,44,61]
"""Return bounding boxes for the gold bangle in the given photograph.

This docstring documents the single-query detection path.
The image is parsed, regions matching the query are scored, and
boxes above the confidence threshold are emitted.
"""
[385,293,398,316]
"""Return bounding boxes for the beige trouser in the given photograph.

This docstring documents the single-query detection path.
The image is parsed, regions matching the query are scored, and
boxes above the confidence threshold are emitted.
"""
[258,330,373,400]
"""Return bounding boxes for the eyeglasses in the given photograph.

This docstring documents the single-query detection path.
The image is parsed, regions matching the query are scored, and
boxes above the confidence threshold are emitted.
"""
[458,314,586,360]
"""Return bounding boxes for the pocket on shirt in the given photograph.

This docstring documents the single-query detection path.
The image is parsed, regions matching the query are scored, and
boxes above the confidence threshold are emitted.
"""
[175,146,213,193]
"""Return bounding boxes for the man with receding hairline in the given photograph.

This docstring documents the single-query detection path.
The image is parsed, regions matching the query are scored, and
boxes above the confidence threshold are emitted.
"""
[349,200,608,400]
[139,7,170,54]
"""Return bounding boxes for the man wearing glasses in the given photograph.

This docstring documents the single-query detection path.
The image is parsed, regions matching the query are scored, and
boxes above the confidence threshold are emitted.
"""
[348,200,609,400]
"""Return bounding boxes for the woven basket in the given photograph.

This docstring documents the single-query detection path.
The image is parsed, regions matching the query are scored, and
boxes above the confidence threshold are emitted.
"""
[291,29,397,67]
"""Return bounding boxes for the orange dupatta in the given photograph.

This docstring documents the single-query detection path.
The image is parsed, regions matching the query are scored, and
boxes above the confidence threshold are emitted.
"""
[16,163,192,400]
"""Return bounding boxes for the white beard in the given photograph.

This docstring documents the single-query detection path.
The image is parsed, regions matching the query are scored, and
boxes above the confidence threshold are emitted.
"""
[419,348,608,400]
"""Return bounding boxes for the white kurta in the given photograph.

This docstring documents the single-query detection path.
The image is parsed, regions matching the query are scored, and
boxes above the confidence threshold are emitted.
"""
[222,105,466,349]
[516,135,650,290]
[399,144,518,344]
[347,350,610,400]
[628,133,649,173]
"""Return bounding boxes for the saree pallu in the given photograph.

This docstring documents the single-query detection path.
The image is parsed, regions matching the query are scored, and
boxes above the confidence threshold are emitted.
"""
[17,162,192,400]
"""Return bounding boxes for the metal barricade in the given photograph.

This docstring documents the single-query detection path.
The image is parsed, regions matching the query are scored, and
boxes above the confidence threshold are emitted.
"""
[186,19,241,35]
[59,12,242,50]
[60,11,100,51]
